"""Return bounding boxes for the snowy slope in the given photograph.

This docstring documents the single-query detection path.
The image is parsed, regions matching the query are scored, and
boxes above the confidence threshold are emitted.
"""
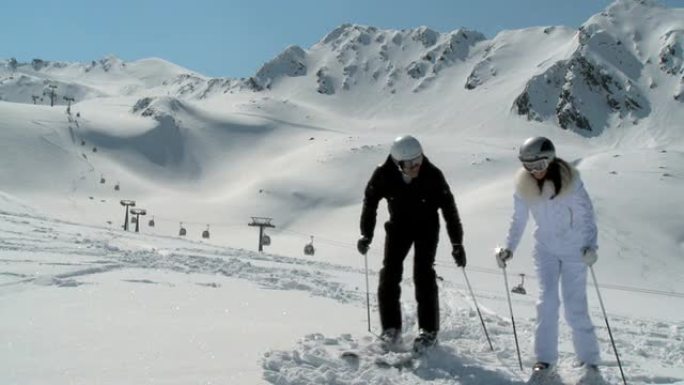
[1,0,683,384]
[1,194,682,385]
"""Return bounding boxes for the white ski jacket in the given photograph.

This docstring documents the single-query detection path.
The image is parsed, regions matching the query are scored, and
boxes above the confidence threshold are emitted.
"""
[505,160,598,255]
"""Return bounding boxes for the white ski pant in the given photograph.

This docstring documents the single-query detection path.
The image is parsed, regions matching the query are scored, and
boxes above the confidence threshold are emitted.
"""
[534,248,600,365]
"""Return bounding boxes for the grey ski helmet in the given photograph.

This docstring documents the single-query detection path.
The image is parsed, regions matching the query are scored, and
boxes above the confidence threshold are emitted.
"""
[518,137,555,162]
[390,135,423,161]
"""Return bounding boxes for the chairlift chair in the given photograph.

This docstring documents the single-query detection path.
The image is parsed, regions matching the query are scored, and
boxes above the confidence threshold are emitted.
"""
[511,273,527,295]
[100,175,106,184]
[148,216,155,227]
[179,222,187,236]
[261,234,271,246]
[303,236,315,256]
[114,183,120,191]
[202,225,210,239]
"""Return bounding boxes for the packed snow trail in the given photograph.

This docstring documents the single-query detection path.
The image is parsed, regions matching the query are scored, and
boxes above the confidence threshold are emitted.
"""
[0,207,682,385]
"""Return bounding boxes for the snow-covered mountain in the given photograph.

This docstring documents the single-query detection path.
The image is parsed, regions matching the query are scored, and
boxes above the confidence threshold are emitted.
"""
[0,0,682,287]
[513,0,684,136]
[1,0,682,264]
[1,1,683,384]
[3,0,683,137]
[252,25,486,95]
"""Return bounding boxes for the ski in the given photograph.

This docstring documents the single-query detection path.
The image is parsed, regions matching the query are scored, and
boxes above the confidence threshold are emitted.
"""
[573,366,607,385]
[339,338,396,360]
[339,339,422,369]
[340,346,430,370]
[339,331,435,370]
[526,375,566,385]
[526,365,565,385]
[374,351,419,369]
[525,365,607,385]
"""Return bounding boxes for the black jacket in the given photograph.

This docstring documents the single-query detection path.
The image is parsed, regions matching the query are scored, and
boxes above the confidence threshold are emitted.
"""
[360,155,463,244]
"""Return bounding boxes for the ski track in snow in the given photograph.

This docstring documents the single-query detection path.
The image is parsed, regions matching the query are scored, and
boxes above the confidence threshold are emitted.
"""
[1,209,683,385]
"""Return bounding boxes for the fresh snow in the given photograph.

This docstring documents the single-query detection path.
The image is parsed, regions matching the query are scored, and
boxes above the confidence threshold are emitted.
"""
[1,1,684,384]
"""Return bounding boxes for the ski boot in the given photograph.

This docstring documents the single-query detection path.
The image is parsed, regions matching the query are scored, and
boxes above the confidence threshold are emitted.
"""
[379,328,401,351]
[527,362,556,384]
[412,329,437,354]
[577,362,602,385]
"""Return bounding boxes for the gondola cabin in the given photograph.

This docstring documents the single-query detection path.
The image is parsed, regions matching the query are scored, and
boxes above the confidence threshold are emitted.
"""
[303,236,315,256]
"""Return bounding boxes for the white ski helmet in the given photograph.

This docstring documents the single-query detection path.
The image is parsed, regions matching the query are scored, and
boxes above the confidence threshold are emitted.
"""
[518,136,555,162]
[390,135,423,161]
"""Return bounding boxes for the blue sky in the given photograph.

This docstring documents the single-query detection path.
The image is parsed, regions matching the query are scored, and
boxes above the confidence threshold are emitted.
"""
[1,0,680,78]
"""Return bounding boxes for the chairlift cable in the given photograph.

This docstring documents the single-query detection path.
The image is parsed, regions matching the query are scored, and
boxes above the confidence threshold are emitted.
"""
[108,202,684,300]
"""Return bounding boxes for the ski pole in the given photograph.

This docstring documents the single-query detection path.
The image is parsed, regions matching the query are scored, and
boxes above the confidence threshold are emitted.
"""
[461,267,494,351]
[363,251,371,333]
[590,266,627,385]
[503,266,524,371]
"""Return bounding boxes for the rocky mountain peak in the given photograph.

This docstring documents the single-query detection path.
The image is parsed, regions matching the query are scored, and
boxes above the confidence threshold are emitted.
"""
[252,24,485,95]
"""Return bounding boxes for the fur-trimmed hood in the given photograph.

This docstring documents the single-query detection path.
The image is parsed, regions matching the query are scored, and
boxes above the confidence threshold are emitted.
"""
[514,158,579,201]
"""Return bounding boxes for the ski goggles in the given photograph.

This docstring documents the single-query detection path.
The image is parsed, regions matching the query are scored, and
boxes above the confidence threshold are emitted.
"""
[522,158,550,172]
[399,155,423,170]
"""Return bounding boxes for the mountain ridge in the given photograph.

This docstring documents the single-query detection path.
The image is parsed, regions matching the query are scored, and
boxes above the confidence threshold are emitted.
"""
[1,0,683,138]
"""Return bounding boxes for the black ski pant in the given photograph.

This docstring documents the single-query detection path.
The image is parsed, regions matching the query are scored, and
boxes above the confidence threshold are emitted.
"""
[378,222,439,334]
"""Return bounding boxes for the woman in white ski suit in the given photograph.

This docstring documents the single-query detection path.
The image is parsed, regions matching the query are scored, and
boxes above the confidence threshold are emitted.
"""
[497,137,600,369]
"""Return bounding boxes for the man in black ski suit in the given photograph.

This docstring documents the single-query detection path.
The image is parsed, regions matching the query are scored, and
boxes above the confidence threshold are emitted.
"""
[357,135,466,352]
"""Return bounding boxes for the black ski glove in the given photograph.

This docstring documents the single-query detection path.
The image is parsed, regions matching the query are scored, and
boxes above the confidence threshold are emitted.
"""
[357,236,371,255]
[452,244,466,267]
